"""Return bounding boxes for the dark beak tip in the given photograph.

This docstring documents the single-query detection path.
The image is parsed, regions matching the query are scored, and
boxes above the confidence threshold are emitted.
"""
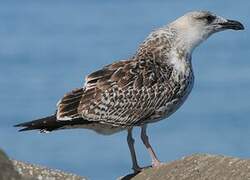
[239,23,245,30]
[235,21,245,30]
[226,19,245,30]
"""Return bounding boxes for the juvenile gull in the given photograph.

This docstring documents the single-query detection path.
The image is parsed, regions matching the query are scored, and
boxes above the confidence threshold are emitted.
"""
[15,11,244,172]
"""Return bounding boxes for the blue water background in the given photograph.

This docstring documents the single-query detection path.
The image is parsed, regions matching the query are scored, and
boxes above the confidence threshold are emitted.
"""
[0,1,249,179]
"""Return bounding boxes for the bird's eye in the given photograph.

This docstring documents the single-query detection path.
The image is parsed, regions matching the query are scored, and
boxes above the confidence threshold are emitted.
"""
[204,15,215,24]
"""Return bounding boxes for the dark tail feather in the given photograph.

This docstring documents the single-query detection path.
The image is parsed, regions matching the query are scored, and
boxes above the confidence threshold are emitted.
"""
[14,115,58,132]
[14,115,92,132]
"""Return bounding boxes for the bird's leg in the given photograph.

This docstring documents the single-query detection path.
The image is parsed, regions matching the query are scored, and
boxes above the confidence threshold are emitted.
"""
[141,125,162,168]
[127,128,141,172]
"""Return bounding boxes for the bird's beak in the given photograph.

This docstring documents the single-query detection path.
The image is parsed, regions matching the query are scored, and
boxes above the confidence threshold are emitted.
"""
[218,19,244,30]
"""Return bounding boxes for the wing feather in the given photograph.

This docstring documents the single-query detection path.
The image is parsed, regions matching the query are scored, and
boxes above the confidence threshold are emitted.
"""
[56,59,175,127]
[75,59,174,126]
[57,88,84,120]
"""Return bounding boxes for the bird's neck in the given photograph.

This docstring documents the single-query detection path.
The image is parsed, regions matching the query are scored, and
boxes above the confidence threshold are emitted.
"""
[174,33,204,55]
[135,28,176,62]
[135,27,194,64]
[169,47,192,79]
[169,20,207,54]
[135,31,193,79]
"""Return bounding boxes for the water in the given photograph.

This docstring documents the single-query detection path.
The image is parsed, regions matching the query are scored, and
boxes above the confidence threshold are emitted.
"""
[0,1,249,179]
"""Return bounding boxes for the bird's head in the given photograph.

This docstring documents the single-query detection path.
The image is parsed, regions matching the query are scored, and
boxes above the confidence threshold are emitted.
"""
[170,11,244,52]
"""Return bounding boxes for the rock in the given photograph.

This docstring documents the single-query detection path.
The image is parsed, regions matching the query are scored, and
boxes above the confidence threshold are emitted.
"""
[2,148,250,180]
[12,160,87,180]
[0,148,87,180]
[0,149,22,180]
[120,154,250,180]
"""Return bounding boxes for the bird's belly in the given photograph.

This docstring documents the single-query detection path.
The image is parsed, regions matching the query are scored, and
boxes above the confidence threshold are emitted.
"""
[64,122,125,135]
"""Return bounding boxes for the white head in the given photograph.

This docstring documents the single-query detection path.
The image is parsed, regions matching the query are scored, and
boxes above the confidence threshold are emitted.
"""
[170,11,244,53]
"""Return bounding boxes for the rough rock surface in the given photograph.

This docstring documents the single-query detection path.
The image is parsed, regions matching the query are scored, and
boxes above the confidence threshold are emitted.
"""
[121,154,250,180]
[0,149,86,180]
[2,148,250,180]
[12,160,86,180]
[0,149,22,180]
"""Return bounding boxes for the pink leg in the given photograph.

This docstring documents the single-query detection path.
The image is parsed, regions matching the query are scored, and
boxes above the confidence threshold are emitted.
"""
[127,128,141,172]
[141,125,162,168]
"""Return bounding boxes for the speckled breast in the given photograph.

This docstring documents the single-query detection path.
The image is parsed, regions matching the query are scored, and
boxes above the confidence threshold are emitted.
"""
[142,67,194,125]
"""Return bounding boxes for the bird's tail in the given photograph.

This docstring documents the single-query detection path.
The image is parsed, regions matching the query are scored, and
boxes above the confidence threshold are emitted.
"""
[14,115,92,132]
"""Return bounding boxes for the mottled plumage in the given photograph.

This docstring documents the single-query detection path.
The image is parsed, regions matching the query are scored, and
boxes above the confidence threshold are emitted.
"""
[15,11,244,172]
[56,27,193,131]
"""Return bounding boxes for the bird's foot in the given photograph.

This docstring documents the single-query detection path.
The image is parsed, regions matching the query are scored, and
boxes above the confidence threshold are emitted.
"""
[132,166,142,173]
[132,165,153,173]
[152,160,165,168]
[132,161,164,173]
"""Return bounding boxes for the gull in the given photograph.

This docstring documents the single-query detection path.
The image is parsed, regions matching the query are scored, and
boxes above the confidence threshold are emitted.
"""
[15,11,244,172]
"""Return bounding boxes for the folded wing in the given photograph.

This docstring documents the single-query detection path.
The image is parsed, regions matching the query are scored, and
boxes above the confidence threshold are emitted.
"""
[56,59,175,127]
